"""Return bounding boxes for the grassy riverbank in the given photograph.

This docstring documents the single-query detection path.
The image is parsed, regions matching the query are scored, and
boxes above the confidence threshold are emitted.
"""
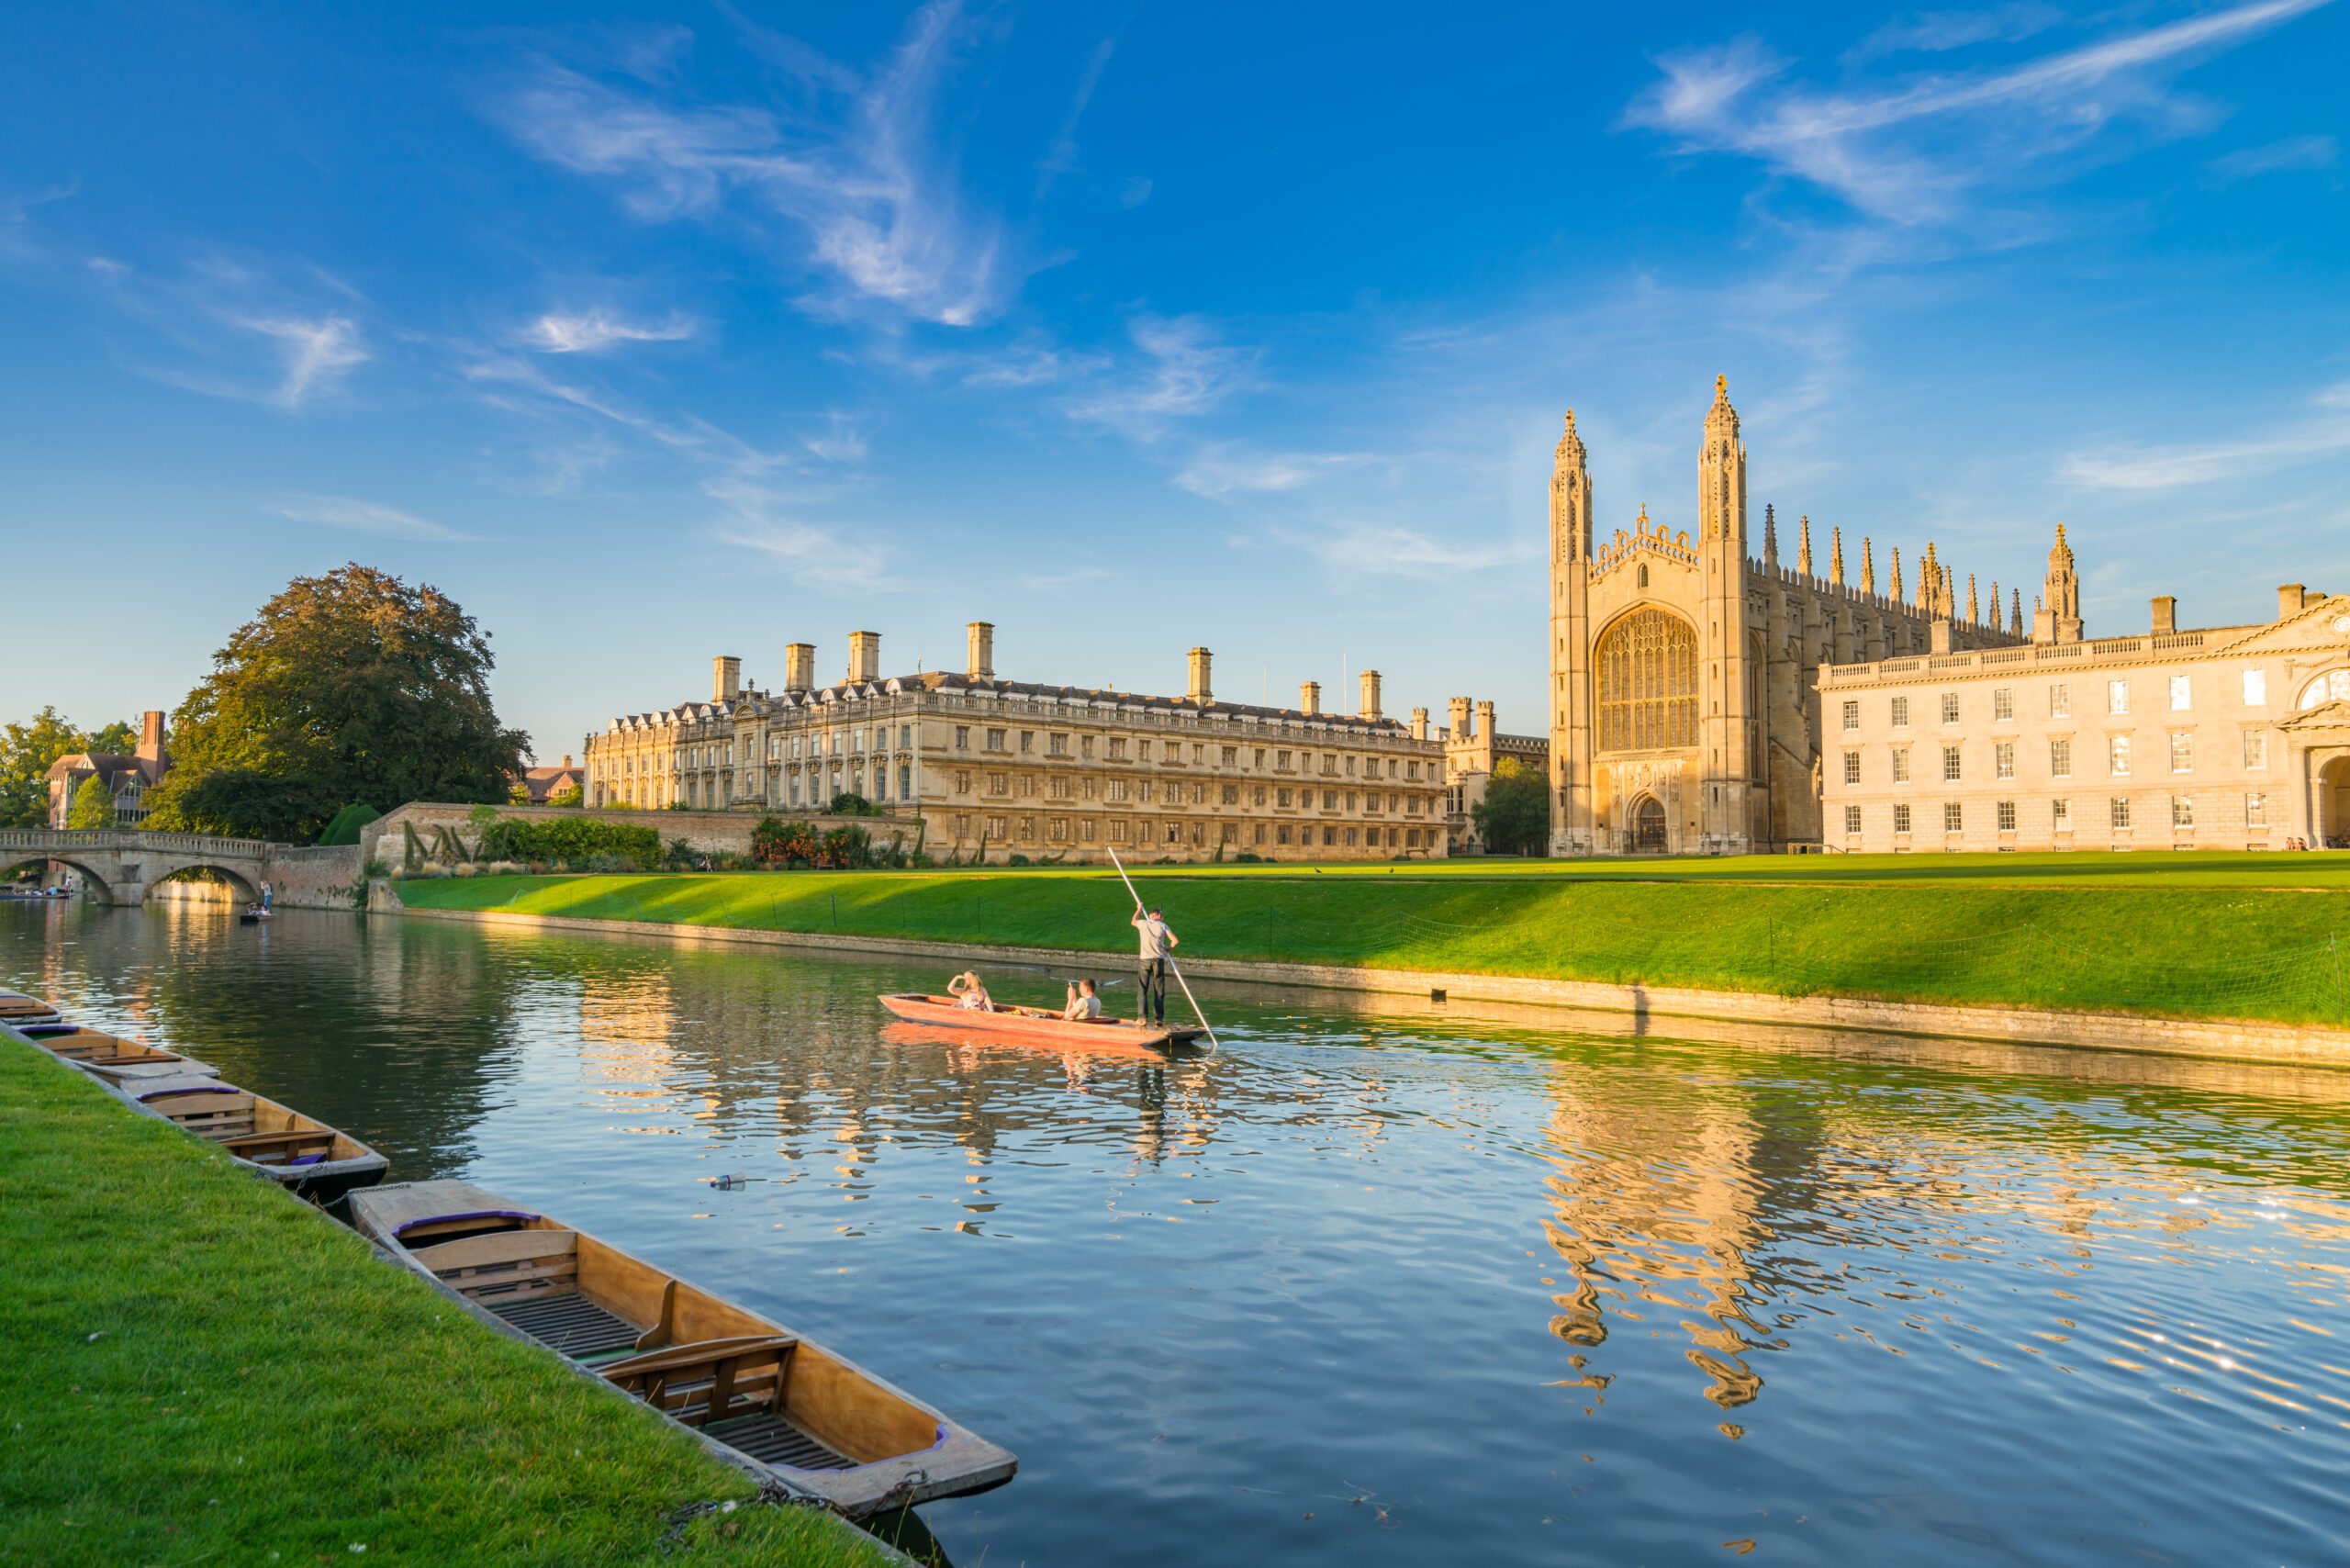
[394,852,2350,1025]
[0,1036,898,1567]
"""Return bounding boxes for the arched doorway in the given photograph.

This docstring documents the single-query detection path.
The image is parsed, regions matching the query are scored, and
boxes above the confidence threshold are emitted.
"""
[1632,796,1668,852]
[2322,757,2350,848]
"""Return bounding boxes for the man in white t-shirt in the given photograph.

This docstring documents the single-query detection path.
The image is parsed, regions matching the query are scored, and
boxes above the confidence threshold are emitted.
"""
[1132,906,1177,1025]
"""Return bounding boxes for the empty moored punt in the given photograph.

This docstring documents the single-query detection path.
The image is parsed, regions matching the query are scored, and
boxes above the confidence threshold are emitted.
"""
[878,993,1204,1049]
[112,1075,388,1204]
[0,989,64,1033]
[349,1180,1017,1516]
[36,1027,219,1083]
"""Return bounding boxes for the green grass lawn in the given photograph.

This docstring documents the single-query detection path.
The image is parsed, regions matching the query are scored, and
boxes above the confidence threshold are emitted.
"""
[395,852,2350,1026]
[0,1035,900,1568]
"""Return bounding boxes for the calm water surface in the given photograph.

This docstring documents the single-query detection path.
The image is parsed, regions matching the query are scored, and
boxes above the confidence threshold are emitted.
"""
[10,899,2350,1566]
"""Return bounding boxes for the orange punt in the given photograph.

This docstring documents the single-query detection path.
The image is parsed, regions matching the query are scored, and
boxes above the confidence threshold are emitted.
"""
[878,993,1204,1050]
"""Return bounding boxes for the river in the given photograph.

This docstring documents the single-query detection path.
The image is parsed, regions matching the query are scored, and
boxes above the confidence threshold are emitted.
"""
[9,898,2350,1566]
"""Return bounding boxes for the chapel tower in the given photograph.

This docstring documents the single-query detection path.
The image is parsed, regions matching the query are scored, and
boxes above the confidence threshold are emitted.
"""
[1550,412,1595,839]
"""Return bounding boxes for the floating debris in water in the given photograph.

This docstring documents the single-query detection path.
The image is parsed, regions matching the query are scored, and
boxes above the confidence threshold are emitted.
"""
[705,1172,754,1190]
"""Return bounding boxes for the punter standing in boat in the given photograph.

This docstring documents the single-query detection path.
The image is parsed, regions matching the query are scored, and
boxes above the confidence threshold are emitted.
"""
[260,879,273,913]
[1132,907,1177,1025]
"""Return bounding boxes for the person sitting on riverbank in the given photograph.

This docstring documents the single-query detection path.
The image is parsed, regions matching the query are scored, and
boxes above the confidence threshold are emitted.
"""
[948,970,993,1011]
[1061,980,1102,1022]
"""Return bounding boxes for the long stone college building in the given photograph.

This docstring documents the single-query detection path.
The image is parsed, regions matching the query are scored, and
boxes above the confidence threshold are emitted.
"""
[580,625,1449,863]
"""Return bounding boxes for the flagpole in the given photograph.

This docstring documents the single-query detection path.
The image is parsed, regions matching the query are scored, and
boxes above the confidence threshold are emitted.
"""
[1107,847,1220,1050]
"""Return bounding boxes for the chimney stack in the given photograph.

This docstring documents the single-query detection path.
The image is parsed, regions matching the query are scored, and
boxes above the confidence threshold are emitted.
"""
[1300,681,1321,716]
[136,710,164,762]
[1448,696,1472,739]
[1360,669,1382,721]
[1410,706,1429,743]
[2279,584,2308,621]
[712,655,742,704]
[1475,700,1495,742]
[784,644,815,694]
[967,622,994,680]
[847,631,881,684]
[1187,647,1213,705]
[2152,596,2177,635]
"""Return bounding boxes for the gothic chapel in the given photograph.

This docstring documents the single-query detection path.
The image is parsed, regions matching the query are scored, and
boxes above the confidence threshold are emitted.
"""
[1547,379,2024,854]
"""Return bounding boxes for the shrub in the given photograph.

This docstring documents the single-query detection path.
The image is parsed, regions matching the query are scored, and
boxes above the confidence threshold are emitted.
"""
[752,816,820,867]
[1006,854,1031,867]
[815,825,871,868]
[318,802,380,846]
[474,815,657,869]
[826,791,882,817]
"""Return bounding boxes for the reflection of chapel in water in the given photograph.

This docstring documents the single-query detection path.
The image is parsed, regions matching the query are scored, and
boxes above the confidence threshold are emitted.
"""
[1542,1075,1795,1410]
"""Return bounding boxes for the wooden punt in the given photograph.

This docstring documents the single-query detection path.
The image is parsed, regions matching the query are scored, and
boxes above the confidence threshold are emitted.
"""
[0,989,64,1033]
[114,1075,388,1204]
[878,992,1203,1049]
[349,1179,1017,1517]
[36,1027,219,1083]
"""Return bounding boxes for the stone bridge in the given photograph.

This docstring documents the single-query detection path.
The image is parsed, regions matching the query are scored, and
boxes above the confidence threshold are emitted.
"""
[0,829,365,909]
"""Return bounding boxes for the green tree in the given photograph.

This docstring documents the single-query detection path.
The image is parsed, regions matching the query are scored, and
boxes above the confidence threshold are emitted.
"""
[67,774,116,829]
[0,708,88,828]
[1471,756,1551,856]
[85,720,138,755]
[150,564,530,831]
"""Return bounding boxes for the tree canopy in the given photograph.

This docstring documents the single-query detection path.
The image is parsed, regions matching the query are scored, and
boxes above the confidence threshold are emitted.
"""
[1471,756,1551,856]
[67,775,117,830]
[149,565,529,839]
[0,708,130,829]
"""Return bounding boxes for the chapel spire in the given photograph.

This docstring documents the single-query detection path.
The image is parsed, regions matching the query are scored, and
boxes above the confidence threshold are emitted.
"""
[1862,537,1876,596]
[1763,503,1779,567]
[1891,546,1904,602]
[2034,522,2084,644]
[1830,526,1844,587]
[2010,588,2023,638]
[1698,375,1746,548]
[1967,574,1979,624]
[1797,515,1813,577]
[1551,409,1593,562]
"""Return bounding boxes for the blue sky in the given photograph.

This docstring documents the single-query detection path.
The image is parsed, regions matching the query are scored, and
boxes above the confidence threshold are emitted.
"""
[4,0,2345,759]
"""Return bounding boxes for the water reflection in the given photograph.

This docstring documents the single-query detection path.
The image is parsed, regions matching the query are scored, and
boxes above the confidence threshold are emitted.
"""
[12,900,2350,1567]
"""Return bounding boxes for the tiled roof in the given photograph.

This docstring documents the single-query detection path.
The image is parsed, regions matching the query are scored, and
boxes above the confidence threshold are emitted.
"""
[602,673,1417,736]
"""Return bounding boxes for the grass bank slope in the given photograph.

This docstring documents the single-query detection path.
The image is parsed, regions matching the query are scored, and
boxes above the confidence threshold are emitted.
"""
[397,855,2350,1026]
[0,1037,896,1568]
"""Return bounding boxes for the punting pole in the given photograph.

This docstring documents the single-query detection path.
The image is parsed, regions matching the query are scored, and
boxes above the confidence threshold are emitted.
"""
[1107,846,1221,1051]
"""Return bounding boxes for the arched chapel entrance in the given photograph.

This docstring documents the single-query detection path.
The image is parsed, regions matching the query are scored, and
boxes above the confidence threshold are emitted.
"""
[1632,796,1668,853]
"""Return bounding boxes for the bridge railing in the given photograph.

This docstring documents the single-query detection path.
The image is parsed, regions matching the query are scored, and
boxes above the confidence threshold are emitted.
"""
[0,829,274,855]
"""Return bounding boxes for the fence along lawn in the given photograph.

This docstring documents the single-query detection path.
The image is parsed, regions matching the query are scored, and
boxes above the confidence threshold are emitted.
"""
[396,855,2350,1026]
[0,1036,898,1568]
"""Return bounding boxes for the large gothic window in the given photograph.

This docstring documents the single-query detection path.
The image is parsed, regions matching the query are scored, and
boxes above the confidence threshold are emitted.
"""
[1596,609,1698,753]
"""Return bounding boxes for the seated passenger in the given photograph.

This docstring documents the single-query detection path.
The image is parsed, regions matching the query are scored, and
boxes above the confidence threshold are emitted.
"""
[947,970,992,1011]
[1061,980,1102,1021]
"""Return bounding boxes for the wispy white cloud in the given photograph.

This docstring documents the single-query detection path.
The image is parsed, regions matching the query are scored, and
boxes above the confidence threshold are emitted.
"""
[708,494,892,592]
[1066,313,1257,439]
[234,313,368,406]
[495,1,1012,327]
[2061,381,2350,488]
[1035,37,1118,199]
[2204,132,2337,182]
[1174,445,1373,498]
[271,495,476,541]
[1845,5,2063,63]
[525,308,696,353]
[1270,519,1535,578]
[1626,0,2337,226]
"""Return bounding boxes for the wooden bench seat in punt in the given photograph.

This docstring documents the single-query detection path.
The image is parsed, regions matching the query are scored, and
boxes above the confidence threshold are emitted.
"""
[218,1127,340,1166]
[599,1335,798,1430]
[410,1229,582,1305]
[138,1083,257,1140]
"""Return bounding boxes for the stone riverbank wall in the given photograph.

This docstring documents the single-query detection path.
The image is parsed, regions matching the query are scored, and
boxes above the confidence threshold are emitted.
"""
[370,886,2350,1072]
[359,802,923,869]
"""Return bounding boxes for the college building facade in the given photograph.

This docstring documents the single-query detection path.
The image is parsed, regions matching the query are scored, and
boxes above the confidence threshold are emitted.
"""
[1822,542,2350,851]
[579,625,1449,863]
